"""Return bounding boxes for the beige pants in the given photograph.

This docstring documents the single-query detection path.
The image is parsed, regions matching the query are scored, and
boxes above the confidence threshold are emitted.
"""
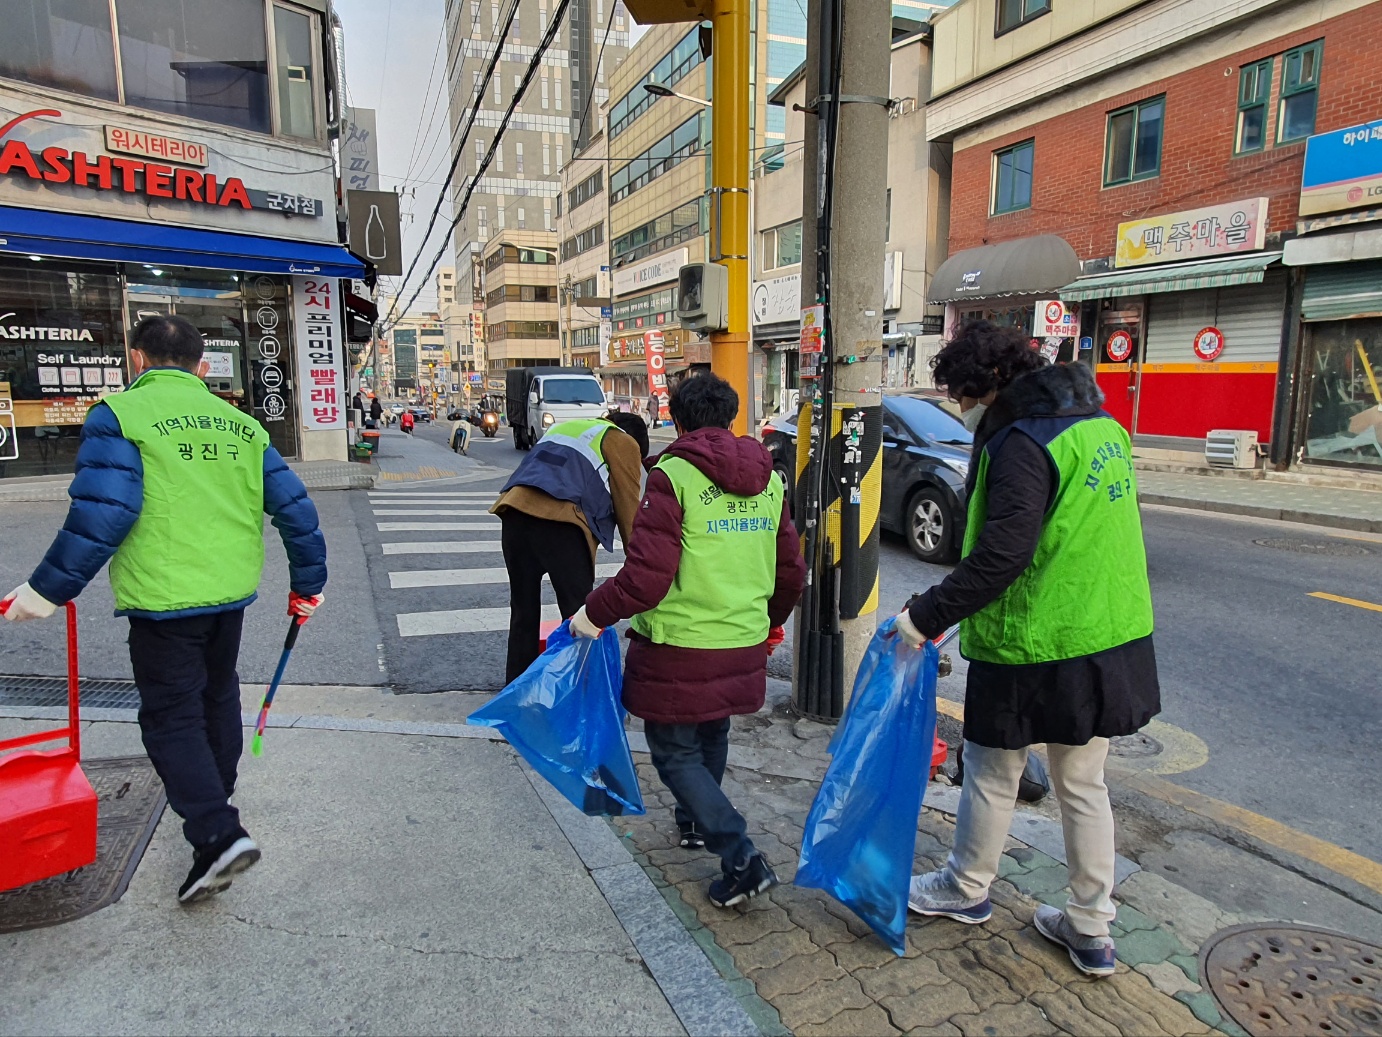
[947,739,1117,937]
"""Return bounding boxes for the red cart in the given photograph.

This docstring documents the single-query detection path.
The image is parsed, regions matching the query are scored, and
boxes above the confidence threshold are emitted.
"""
[0,601,98,891]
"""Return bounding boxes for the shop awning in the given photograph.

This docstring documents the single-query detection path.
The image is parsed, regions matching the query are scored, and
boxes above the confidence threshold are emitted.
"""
[927,235,1080,303]
[1058,252,1282,301]
[0,204,365,278]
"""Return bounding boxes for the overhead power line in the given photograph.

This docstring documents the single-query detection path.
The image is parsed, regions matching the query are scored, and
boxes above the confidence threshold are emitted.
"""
[386,0,573,330]
[383,0,526,329]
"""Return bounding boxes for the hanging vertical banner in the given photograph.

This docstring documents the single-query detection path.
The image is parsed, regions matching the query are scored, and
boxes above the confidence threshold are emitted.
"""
[644,330,669,420]
[292,275,346,431]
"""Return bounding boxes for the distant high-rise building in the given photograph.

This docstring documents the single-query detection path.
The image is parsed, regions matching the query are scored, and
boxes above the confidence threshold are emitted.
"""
[442,0,630,266]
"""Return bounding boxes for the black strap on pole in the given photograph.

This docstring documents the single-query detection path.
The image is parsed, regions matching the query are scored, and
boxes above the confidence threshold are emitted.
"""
[793,0,845,721]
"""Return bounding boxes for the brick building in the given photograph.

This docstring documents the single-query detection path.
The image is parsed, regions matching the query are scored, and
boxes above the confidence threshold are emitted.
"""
[926,0,1382,472]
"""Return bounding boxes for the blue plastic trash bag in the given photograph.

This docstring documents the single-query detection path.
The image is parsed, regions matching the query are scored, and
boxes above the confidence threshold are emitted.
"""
[795,617,938,955]
[468,621,645,817]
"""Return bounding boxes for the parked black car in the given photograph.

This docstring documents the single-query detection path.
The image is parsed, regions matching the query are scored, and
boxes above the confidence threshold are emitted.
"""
[761,391,972,563]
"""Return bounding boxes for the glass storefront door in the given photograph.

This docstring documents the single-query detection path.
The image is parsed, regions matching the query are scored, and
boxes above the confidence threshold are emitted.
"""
[1298,318,1382,469]
[0,259,126,478]
[125,269,298,460]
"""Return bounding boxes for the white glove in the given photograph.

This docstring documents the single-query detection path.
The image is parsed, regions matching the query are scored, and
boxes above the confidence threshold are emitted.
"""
[1,582,58,622]
[570,605,602,640]
[894,609,925,648]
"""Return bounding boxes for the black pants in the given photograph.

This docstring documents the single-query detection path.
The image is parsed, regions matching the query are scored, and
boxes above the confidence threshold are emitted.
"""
[643,719,755,873]
[501,511,596,683]
[128,610,245,850]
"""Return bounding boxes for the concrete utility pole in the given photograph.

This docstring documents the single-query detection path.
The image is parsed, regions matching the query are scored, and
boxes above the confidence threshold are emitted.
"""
[794,0,891,714]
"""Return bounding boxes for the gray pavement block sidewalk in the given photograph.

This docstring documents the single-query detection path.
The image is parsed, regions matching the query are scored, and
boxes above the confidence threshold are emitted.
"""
[371,426,504,484]
[1137,469,1382,533]
[0,692,711,1037]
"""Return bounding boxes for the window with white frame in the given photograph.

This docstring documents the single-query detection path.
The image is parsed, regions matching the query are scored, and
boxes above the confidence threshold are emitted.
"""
[543,143,551,174]
[517,207,526,229]
[475,139,484,170]
[516,141,524,174]
[496,142,504,172]
[2,0,327,139]
[477,205,489,239]
[542,76,549,108]
[493,74,501,105]
[555,76,562,111]
[497,204,506,230]
[544,205,552,230]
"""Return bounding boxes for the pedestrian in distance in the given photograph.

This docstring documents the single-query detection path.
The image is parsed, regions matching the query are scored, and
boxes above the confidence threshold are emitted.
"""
[491,410,649,683]
[894,320,1159,977]
[1,315,326,905]
[369,394,384,430]
[572,373,806,908]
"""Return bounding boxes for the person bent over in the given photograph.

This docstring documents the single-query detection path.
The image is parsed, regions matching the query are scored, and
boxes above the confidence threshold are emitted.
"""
[572,374,805,907]
[492,411,648,683]
[3,315,326,905]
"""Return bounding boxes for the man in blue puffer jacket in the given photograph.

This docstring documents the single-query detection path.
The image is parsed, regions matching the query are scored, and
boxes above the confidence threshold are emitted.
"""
[2,315,327,904]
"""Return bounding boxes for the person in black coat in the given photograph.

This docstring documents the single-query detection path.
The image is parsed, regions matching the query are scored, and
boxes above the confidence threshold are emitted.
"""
[895,320,1159,979]
[369,396,384,429]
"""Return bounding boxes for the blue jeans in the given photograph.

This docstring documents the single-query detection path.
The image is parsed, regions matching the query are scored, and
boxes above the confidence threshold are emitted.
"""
[643,719,755,872]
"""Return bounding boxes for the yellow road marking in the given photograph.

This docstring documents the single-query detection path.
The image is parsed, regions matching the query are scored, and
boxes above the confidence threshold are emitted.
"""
[935,692,1382,895]
[1309,591,1382,614]
[1121,771,1382,898]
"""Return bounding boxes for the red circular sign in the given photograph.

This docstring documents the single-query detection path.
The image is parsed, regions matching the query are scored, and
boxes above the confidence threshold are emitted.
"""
[1044,301,1065,325]
[1193,326,1225,362]
[1106,329,1134,362]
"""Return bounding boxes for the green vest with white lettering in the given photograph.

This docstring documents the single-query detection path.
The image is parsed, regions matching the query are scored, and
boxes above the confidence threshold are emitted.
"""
[101,368,270,614]
[631,454,784,649]
[960,415,1154,665]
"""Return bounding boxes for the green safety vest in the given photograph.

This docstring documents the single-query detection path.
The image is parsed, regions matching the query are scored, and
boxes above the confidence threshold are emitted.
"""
[960,415,1154,665]
[101,368,270,614]
[631,454,784,649]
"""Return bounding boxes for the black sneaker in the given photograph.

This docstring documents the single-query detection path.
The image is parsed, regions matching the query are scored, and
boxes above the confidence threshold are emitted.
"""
[708,853,778,908]
[678,822,706,850]
[178,827,261,904]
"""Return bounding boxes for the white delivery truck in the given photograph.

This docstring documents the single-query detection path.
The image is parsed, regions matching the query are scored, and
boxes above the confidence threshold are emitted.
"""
[505,367,609,450]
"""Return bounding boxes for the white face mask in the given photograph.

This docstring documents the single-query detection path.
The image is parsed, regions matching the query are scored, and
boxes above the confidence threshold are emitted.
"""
[962,402,988,433]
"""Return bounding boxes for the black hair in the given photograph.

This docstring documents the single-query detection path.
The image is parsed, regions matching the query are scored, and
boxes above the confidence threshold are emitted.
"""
[668,372,738,432]
[930,319,1047,401]
[132,314,205,370]
[605,410,650,458]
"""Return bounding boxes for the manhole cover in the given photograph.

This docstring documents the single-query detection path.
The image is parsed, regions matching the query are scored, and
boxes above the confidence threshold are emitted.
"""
[1201,922,1382,1036]
[0,756,165,933]
[1253,538,1373,557]
[1110,731,1164,758]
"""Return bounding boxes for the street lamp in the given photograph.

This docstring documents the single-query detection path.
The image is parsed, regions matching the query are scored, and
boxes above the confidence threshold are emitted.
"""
[643,83,713,108]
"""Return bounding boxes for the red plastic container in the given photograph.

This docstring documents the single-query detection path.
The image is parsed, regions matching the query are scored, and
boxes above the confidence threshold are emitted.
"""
[537,619,561,651]
[930,732,948,779]
[0,601,98,891]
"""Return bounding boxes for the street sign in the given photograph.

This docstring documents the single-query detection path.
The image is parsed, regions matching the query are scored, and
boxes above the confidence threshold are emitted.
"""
[346,189,403,276]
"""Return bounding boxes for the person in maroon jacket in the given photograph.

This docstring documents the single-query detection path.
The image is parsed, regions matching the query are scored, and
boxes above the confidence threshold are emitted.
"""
[572,373,806,907]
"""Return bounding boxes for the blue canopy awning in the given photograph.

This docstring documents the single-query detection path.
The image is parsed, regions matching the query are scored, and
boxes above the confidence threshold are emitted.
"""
[0,204,365,278]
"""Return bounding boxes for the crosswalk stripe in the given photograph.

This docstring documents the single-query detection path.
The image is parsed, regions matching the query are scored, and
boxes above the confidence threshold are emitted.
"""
[382,541,503,556]
[369,492,497,498]
[398,604,560,637]
[368,498,498,505]
[377,522,498,532]
[372,509,493,516]
[389,562,623,589]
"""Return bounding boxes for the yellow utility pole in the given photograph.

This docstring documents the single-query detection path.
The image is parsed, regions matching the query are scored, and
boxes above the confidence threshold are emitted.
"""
[620,0,751,434]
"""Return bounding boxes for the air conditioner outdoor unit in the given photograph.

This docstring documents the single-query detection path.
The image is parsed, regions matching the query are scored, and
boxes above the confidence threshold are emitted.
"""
[1205,429,1259,469]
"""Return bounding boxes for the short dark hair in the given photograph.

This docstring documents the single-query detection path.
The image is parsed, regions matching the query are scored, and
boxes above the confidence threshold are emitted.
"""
[669,373,738,432]
[604,410,649,458]
[132,314,205,370]
[930,320,1047,401]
